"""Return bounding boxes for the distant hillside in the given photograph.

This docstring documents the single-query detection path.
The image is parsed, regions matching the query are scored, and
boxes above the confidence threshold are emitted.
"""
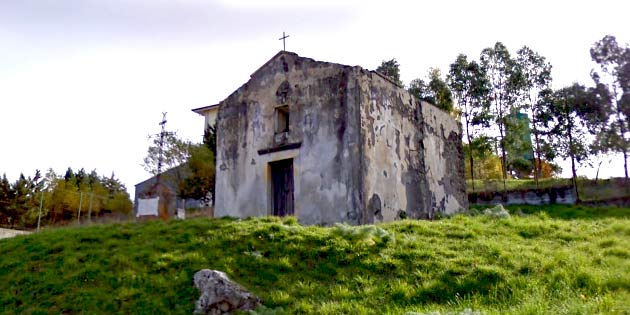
[1,205,630,315]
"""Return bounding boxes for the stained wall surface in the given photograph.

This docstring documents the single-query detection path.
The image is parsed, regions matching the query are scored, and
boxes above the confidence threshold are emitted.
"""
[358,73,467,223]
[417,101,468,217]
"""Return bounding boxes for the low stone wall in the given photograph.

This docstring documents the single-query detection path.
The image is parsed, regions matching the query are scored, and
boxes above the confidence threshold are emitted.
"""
[0,228,31,240]
[469,186,576,206]
[581,197,630,207]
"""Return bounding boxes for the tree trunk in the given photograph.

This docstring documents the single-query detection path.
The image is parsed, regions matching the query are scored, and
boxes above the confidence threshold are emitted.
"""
[623,149,629,196]
[496,91,508,194]
[595,161,602,185]
[530,94,540,188]
[570,155,580,203]
[567,130,581,202]
[465,113,475,193]
[616,112,628,179]
[498,125,507,194]
[612,89,629,180]
[533,128,542,188]
[469,154,475,192]
[623,149,628,180]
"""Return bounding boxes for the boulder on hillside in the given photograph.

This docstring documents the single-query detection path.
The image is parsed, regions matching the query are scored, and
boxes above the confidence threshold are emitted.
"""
[193,269,261,315]
[483,204,510,218]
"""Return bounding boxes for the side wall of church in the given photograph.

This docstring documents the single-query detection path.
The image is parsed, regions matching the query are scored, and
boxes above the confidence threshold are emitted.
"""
[417,101,468,216]
[214,53,363,225]
[358,72,426,222]
[358,73,467,222]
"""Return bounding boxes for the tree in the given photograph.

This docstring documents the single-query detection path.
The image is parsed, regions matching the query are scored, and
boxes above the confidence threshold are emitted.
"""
[203,122,217,159]
[0,174,12,225]
[180,124,216,205]
[536,158,561,179]
[3,171,41,227]
[143,133,192,212]
[503,110,534,178]
[143,133,191,177]
[515,46,553,186]
[480,42,523,189]
[447,54,491,191]
[48,174,77,223]
[143,131,215,209]
[408,78,429,103]
[44,168,131,224]
[463,141,502,181]
[376,58,403,86]
[590,35,630,179]
[100,173,133,215]
[180,144,215,204]
[0,168,132,227]
[410,68,454,113]
[202,123,218,204]
[546,84,608,201]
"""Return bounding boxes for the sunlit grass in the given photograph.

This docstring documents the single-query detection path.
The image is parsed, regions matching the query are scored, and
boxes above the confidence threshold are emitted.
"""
[1,205,630,314]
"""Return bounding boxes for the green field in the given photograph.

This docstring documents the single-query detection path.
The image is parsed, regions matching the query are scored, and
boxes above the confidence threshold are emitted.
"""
[1,205,630,314]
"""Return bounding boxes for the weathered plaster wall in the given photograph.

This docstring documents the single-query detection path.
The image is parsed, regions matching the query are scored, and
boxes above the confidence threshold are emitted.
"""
[358,72,425,223]
[358,74,467,222]
[202,108,218,128]
[418,102,468,216]
[215,52,363,225]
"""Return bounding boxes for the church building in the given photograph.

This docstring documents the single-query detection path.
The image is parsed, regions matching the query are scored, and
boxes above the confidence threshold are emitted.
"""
[193,51,467,225]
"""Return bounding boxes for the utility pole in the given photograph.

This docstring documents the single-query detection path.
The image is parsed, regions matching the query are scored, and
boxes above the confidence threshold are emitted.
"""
[37,191,44,232]
[77,192,83,224]
[88,192,94,223]
[147,112,176,220]
[153,112,175,185]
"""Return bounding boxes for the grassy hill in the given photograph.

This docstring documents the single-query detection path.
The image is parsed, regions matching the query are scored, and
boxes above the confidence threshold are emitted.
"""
[1,205,630,315]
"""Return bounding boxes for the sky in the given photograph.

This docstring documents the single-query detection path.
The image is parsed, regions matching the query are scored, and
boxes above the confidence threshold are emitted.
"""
[1,0,629,197]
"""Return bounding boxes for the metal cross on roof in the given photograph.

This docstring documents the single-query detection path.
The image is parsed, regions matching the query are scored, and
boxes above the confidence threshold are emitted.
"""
[279,32,289,51]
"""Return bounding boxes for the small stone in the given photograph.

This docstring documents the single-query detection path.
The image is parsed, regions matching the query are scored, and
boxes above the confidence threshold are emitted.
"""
[193,269,261,315]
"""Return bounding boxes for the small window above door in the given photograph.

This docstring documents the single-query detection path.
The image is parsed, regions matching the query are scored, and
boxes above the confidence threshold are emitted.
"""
[275,105,289,134]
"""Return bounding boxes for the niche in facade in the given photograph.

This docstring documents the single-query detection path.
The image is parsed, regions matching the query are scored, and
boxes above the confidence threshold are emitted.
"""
[275,105,290,134]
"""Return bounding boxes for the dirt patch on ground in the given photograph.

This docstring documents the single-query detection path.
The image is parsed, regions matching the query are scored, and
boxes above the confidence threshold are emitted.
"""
[0,228,31,240]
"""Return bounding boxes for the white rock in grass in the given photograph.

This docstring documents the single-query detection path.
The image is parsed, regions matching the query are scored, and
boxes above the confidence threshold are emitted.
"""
[483,204,511,218]
[193,269,261,315]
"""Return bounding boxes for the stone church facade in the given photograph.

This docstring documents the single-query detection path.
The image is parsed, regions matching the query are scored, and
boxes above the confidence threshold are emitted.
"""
[196,51,467,225]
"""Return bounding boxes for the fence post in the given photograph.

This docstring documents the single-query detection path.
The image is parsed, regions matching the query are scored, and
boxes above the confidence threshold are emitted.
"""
[37,191,44,232]
[88,193,93,223]
[77,192,83,224]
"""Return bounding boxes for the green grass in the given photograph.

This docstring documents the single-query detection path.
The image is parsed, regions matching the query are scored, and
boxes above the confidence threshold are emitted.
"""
[1,206,630,314]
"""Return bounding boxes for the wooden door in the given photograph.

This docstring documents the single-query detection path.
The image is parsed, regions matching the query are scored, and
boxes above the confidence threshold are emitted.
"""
[270,159,294,216]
